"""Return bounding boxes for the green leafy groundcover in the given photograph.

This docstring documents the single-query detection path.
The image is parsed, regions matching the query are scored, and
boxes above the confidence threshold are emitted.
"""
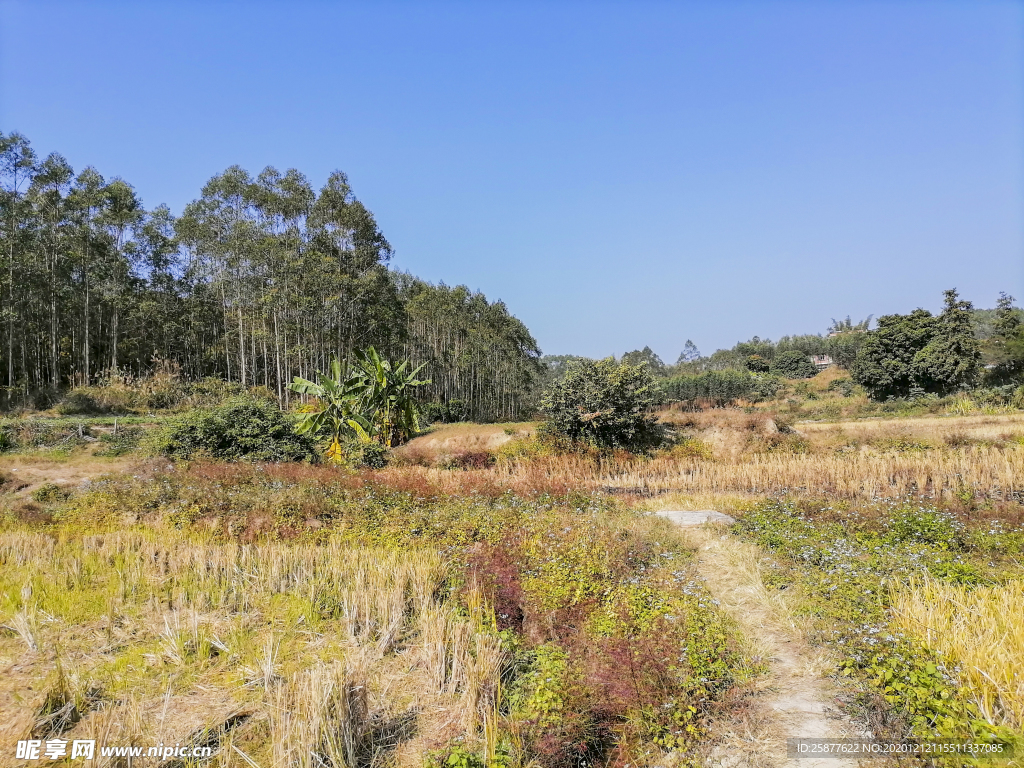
[734,498,1023,752]
[12,465,758,766]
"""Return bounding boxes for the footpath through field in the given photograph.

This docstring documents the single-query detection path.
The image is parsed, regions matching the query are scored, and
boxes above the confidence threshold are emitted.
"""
[657,510,861,768]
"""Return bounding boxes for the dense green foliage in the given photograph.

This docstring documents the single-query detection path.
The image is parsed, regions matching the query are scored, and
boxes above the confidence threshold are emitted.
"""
[541,359,661,449]
[620,346,667,375]
[149,397,317,462]
[289,348,428,458]
[852,290,982,399]
[982,293,1024,386]
[399,279,541,421]
[0,132,539,421]
[660,369,781,406]
[770,349,818,378]
[744,354,770,372]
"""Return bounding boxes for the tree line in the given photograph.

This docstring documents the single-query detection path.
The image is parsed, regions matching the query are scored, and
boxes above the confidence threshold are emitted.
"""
[594,290,1023,405]
[0,132,540,420]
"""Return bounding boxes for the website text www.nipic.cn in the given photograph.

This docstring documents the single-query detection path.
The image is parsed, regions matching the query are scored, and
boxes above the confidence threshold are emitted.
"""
[16,739,213,761]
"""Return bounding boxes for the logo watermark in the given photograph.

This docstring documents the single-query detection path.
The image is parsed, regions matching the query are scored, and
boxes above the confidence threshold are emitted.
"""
[16,740,213,761]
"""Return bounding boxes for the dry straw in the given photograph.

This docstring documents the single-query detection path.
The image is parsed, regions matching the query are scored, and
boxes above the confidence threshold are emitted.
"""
[891,578,1024,730]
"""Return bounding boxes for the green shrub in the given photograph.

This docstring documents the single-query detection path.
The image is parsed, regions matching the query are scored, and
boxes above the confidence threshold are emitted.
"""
[826,378,855,397]
[770,350,818,379]
[541,359,662,451]
[418,399,468,425]
[341,439,389,469]
[95,426,143,457]
[0,419,92,452]
[56,389,108,415]
[1013,385,1024,410]
[149,397,317,462]
[745,354,770,372]
[31,482,71,503]
[886,506,965,550]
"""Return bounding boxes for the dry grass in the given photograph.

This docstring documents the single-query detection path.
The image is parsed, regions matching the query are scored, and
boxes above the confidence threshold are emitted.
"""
[891,578,1024,731]
[485,443,1024,502]
[798,412,1024,444]
[0,530,503,766]
[460,412,1024,502]
[374,413,1024,504]
[396,422,535,465]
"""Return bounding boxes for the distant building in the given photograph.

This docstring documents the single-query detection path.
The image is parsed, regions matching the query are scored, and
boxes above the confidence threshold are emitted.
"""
[811,354,834,371]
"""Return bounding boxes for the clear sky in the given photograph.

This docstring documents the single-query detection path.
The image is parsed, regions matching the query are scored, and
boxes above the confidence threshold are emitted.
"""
[1,0,1021,362]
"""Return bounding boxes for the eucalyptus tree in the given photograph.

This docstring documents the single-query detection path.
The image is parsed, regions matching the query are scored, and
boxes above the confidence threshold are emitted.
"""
[99,179,143,371]
[0,132,37,388]
[29,153,74,386]
[399,279,541,421]
[0,135,545,414]
[68,167,107,383]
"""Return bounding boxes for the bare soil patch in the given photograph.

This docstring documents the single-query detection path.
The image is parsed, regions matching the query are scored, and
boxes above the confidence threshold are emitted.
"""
[0,455,135,498]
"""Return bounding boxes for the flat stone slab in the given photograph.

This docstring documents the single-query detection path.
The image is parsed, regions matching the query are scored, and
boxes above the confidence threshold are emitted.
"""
[655,509,736,527]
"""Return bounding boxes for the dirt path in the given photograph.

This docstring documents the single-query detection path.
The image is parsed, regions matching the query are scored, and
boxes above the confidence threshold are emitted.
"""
[657,511,862,768]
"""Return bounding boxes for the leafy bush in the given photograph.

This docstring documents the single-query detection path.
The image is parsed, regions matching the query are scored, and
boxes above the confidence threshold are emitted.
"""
[853,290,982,400]
[745,354,770,372]
[826,377,856,397]
[0,419,92,452]
[540,359,661,450]
[340,439,389,469]
[55,390,107,415]
[418,399,468,425]
[95,426,143,457]
[886,506,965,549]
[55,377,252,415]
[149,397,317,462]
[770,350,818,379]
[31,482,71,503]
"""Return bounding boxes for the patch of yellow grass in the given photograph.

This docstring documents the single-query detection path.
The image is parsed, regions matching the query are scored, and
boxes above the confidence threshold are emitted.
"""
[494,444,1024,501]
[891,578,1024,730]
[798,412,1024,443]
[0,530,503,765]
[397,422,536,463]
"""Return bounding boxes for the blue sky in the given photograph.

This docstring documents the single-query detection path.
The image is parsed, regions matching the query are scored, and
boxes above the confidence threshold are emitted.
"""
[1,0,1021,361]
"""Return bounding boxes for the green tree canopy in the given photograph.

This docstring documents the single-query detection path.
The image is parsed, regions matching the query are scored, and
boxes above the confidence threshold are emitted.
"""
[852,289,982,399]
[621,346,666,376]
[770,350,818,379]
[541,358,661,450]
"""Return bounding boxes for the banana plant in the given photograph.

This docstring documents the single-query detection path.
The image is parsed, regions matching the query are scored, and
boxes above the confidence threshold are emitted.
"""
[287,358,372,463]
[287,349,430,462]
[352,347,430,448]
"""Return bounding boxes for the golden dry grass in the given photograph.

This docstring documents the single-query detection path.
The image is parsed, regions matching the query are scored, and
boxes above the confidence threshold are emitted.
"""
[489,443,1024,501]
[798,412,1024,443]
[396,422,535,464]
[0,531,504,766]
[890,578,1024,731]
[453,412,1024,502]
